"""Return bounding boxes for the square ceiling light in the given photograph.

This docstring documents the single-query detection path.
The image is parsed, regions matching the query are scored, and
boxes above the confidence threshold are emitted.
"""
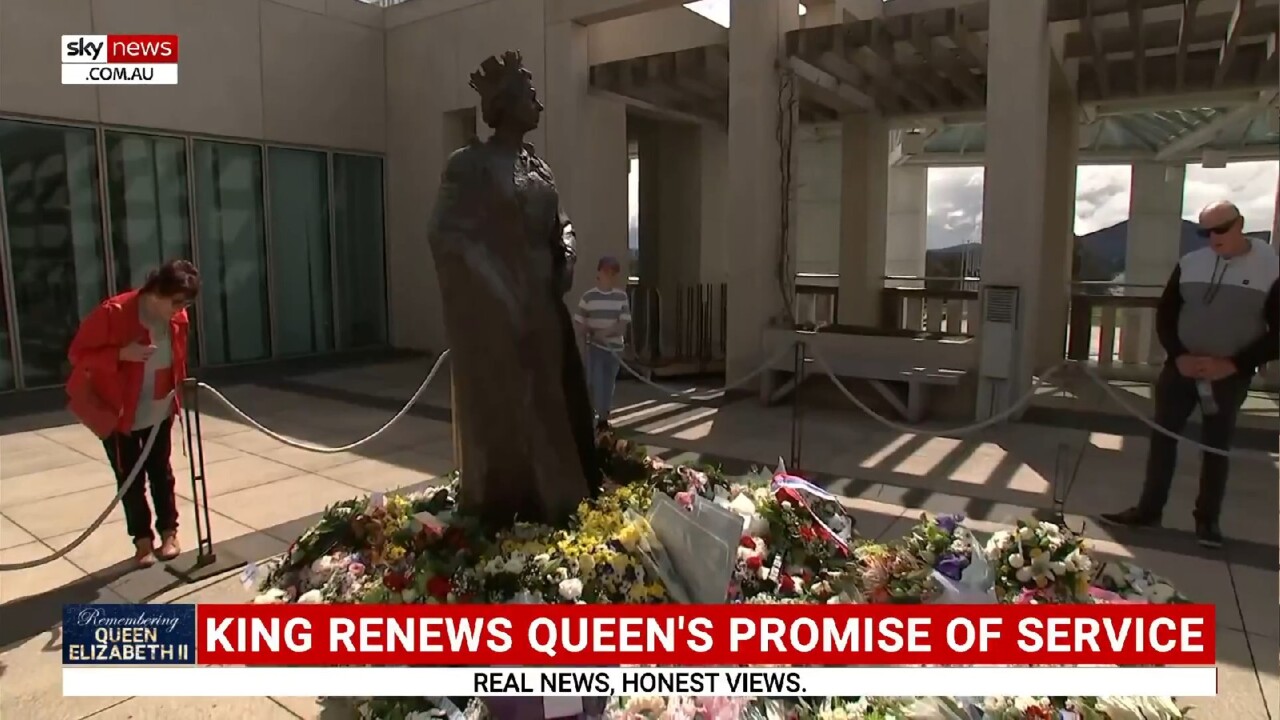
[1200,149,1228,169]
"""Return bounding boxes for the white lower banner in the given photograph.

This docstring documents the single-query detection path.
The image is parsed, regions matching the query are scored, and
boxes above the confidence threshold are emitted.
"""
[62,666,1217,698]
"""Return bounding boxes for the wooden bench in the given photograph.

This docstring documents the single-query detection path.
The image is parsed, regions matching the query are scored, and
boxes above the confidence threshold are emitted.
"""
[760,355,968,424]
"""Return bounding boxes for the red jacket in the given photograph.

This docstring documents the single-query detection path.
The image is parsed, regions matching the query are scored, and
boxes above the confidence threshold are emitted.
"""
[67,290,190,434]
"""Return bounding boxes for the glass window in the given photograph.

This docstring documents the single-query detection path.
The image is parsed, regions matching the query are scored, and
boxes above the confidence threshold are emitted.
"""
[104,131,200,363]
[193,140,270,365]
[0,120,107,388]
[267,147,333,355]
[332,154,387,348]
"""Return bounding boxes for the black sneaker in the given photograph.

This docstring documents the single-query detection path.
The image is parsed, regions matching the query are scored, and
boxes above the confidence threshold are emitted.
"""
[1098,508,1161,529]
[1195,521,1224,549]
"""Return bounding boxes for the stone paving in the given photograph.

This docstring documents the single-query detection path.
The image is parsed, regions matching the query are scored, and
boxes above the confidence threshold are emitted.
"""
[0,356,1276,719]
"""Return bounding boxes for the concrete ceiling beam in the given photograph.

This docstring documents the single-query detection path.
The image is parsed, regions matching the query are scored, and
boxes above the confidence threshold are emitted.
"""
[1216,0,1256,85]
[1154,88,1276,159]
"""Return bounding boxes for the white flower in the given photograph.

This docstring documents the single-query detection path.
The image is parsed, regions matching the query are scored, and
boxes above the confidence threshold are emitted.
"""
[297,589,325,604]
[509,589,543,604]
[1144,582,1177,604]
[252,588,288,604]
[1015,567,1033,583]
[728,493,758,517]
[558,578,584,601]
[1009,554,1025,569]
[1018,526,1036,542]
[1050,561,1067,576]
[503,554,527,574]
[309,555,336,578]
[1093,696,1184,720]
[401,588,419,603]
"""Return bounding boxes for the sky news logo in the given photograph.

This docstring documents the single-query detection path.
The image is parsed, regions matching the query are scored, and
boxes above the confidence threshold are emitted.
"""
[61,34,179,85]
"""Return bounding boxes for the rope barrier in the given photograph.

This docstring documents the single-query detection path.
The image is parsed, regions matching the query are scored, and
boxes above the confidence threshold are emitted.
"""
[589,341,794,401]
[4,337,1272,573]
[195,350,451,453]
[808,347,1070,438]
[0,395,171,572]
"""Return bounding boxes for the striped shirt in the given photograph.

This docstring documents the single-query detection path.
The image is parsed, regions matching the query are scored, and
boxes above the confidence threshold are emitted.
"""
[575,287,631,350]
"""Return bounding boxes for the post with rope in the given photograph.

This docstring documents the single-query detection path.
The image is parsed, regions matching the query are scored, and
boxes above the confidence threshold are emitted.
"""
[789,337,806,474]
[181,377,216,565]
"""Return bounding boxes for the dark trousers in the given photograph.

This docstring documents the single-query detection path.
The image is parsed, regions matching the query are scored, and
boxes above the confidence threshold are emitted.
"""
[1137,364,1251,524]
[103,417,179,542]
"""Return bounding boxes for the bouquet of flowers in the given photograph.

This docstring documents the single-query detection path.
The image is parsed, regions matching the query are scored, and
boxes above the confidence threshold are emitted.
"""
[1090,561,1188,605]
[852,543,940,604]
[985,519,1093,603]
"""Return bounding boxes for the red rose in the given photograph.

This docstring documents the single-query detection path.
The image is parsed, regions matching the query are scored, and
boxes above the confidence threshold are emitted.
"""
[745,555,763,570]
[427,575,452,601]
[799,525,817,541]
[779,574,795,593]
[382,571,408,592]
[739,536,755,549]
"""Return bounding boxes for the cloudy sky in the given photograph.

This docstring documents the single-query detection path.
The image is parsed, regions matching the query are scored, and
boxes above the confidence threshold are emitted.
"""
[927,161,1278,249]
[645,3,1280,251]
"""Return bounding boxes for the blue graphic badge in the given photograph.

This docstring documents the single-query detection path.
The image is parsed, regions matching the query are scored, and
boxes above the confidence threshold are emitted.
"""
[62,604,196,665]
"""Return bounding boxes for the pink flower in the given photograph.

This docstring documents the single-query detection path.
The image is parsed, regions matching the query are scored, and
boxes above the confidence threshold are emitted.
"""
[348,562,366,577]
[675,491,694,509]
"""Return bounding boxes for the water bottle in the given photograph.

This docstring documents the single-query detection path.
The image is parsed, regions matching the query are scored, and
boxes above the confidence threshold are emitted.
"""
[1197,380,1218,417]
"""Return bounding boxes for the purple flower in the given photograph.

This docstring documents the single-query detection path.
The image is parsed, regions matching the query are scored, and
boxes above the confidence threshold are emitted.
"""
[936,514,964,534]
[936,554,968,581]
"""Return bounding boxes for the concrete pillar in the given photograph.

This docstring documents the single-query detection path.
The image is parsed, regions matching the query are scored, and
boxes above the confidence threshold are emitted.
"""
[544,20,629,302]
[885,165,929,280]
[1120,162,1185,363]
[1034,63,1078,371]
[795,124,842,275]
[726,0,800,380]
[976,0,1052,420]
[836,113,890,326]
[699,125,730,285]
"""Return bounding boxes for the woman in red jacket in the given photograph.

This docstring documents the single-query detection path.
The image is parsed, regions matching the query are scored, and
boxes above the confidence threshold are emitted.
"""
[68,260,199,568]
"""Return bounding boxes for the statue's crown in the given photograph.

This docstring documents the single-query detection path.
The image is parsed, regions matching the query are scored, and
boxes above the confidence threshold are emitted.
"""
[469,51,525,100]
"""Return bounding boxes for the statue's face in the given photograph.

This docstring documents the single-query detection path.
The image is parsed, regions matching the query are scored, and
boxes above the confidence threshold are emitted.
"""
[503,71,544,133]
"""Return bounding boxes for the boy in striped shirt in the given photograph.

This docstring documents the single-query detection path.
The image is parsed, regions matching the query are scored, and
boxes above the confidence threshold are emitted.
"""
[574,256,631,430]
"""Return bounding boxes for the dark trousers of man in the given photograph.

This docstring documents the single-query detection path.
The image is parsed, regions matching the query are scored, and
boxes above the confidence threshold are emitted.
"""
[103,417,179,542]
[1137,364,1251,524]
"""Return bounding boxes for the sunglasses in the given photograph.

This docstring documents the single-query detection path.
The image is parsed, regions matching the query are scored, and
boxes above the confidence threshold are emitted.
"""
[1196,217,1240,238]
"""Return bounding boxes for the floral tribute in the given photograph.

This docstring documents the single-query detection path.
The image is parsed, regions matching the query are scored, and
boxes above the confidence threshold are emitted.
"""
[251,432,1194,719]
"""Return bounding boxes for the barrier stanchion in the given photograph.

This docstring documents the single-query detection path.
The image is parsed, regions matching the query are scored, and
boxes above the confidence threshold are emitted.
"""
[182,377,216,565]
[789,339,806,474]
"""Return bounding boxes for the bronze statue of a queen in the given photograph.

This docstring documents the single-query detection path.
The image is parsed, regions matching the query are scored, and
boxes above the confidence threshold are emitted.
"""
[427,51,602,527]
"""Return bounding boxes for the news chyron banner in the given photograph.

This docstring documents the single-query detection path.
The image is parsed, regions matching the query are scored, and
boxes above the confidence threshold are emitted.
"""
[62,35,179,85]
[63,603,1218,699]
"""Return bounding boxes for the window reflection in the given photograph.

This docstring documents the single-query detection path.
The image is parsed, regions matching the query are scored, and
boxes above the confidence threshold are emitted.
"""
[268,147,333,355]
[193,141,270,365]
[0,120,107,388]
[333,154,387,349]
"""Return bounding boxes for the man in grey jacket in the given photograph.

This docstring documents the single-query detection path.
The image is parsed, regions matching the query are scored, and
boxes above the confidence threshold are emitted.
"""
[1101,201,1279,548]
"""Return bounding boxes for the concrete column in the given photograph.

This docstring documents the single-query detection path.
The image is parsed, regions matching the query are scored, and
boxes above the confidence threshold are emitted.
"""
[795,124,842,275]
[836,113,890,326]
[544,20,630,302]
[1034,63,1078,371]
[1120,162,1185,363]
[726,0,800,380]
[699,125,730,285]
[976,0,1052,420]
[885,165,929,280]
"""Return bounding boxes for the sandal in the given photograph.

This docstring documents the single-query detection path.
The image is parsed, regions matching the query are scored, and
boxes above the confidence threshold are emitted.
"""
[134,539,157,568]
[157,532,181,561]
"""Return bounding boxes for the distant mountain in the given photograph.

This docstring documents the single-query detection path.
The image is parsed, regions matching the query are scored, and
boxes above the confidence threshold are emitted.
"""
[926,220,1273,281]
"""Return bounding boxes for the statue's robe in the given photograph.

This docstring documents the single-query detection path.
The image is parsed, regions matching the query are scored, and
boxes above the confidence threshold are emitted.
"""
[427,138,601,526]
